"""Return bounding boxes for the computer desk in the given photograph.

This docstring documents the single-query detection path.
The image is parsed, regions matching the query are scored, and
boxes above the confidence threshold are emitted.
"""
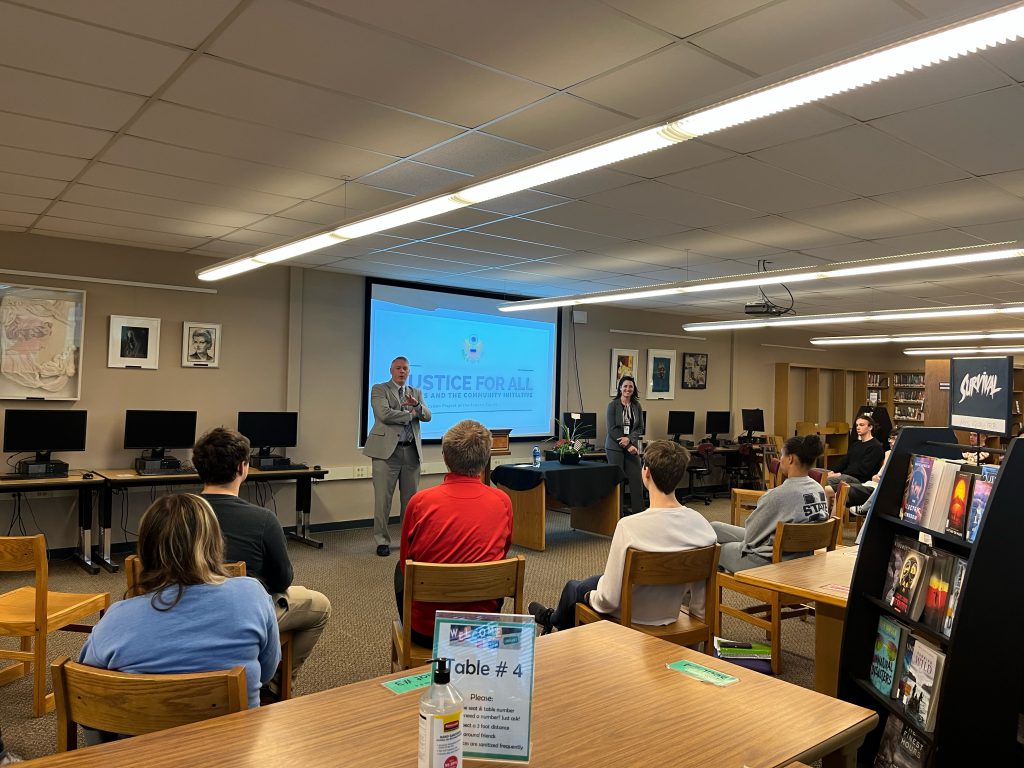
[92,466,327,572]
[0,471,106,574]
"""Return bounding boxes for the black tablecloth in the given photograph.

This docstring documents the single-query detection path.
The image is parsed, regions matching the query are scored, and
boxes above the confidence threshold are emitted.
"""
[491,461,624,507]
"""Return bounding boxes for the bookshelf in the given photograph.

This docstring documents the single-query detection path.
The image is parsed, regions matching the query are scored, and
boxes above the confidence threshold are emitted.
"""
[837,427,1024,766]
[866,371,892,410]
[892,372,926,424]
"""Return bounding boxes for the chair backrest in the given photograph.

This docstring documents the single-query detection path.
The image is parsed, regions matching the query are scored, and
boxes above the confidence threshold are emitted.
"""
[767,457,782,488]
[0,534,48,625]
[125,555,246,598]
[771,516,841,562]
[619,545,720,626]
[51,657,247,750]
[807,467,827,486]
[834,481,850,514]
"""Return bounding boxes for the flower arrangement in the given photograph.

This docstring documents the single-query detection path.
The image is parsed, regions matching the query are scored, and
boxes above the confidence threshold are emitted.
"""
[547,420,594,462]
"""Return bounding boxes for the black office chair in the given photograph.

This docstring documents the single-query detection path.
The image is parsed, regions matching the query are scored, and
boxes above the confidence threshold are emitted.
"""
[681,442,713,506]
[723,443,758,491]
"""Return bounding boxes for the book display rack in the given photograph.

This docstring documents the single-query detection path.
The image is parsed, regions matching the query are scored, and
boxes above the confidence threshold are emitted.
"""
[837,427,1023,766]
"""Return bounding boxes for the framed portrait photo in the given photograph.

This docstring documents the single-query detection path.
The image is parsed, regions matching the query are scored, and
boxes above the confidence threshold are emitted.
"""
[610,348,639,396]
[646,348,676,400]
[681,352,708,390]
[108,315,160,369]
[182,321,221,368]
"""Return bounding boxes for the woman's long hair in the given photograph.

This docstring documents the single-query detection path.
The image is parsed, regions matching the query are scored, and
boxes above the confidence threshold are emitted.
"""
[135,494,230,611]
[613,375,641,403]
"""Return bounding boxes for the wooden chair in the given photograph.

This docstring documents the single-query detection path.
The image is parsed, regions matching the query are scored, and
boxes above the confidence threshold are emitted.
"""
[715,516,841,674]
[730,487,765,526]
[124,555,294,701]
[392,556,526,672]
[764,456,782,489]
[833,480,863,536]
[51,656,247,751]
[0,535,109,716]
[575,545,720,653]
[807,467,828,487]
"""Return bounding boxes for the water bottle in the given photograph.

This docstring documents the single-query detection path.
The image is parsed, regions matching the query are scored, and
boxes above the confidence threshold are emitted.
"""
[532,446,541,467]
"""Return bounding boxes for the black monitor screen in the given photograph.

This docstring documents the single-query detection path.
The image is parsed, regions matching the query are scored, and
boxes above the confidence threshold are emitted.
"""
[124,410,198,450]
[237,412,298,449]
[3,410,87,453]
[667,410,695,436]
[706,411,731,436]
[741,408,765,433]
[561,411,596,441]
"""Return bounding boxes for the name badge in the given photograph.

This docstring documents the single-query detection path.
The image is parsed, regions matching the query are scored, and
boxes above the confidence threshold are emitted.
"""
[623,425,630,435]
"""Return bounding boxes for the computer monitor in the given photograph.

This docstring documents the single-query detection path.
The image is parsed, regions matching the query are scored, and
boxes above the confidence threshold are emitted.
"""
[741,408,765,438]
[705,411,731,445]
[667,411,695,442]
[3,409,87,463]
[124,410,198,459]
[561,411,596,443]
[237,412,299,457]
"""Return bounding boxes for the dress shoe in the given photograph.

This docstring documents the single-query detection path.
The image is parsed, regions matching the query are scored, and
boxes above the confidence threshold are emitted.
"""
[376,544,391,557]
[528,601,554,635]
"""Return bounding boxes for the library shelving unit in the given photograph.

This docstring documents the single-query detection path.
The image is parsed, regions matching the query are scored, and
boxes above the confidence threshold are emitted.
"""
[837,427,1023,766]
[892,372,926,425]
[865,371,892,410]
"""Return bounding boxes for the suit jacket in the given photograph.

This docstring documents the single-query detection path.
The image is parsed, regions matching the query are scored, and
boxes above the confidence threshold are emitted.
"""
[363,381,432,461]
[605,399,644,454]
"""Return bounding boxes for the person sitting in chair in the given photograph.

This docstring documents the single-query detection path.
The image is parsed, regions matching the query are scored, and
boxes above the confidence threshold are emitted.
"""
[711,435,830,573]
[528,440,716,633]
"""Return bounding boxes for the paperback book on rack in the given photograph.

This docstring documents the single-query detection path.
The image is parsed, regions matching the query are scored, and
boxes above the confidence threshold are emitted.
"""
[921,549,955,633]
[944,470,973,538]
[901,455,934,525]
[966,477,993,543]
[870,615,908,698]
[900,636,946,732]
[889,543,933,621]
[874,713,930,768]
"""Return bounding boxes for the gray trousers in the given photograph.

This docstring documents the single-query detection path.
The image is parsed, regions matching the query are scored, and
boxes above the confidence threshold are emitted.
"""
[371,444,420,546]
[711,521,772,573]
[608,447,644,515]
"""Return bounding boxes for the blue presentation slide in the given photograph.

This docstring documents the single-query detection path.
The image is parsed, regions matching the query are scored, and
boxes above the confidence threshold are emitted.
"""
[366,284,558,440]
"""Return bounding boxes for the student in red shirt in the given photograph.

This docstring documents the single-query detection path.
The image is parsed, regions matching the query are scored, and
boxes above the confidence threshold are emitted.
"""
[395,419,513,646]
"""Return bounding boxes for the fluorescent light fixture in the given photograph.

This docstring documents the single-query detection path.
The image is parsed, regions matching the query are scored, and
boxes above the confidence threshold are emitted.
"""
[255,233,348,264]
[198,3,1024,281]
[684,302,1024,332]
[904,345,1024,356]
[812,330,1024,345]
[499,244,1023,312]
[197,258,262,281]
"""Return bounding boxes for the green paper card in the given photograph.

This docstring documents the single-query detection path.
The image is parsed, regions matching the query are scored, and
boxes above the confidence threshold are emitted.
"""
[381,671,432,695]
[667,659,739,687]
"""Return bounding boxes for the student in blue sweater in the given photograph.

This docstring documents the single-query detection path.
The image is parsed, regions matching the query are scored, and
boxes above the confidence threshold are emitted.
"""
[80,494,280,711]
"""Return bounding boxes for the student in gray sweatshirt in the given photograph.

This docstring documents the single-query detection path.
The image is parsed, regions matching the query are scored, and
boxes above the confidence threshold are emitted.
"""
[712,434,830,572]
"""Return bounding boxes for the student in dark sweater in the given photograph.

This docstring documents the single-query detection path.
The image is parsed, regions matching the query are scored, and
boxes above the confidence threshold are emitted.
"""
[193,427,331,693]
[827,414,884,486]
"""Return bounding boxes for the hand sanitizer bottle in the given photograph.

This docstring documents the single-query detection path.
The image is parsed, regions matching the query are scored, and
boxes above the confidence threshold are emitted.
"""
[418,657,464,768]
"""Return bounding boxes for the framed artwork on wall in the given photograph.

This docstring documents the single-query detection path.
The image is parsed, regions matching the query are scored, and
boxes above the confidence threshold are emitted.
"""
[0,282,85,400]
[108,315,160,369]
[682,352,708,390]
[182,321,221,368]
[646,348,675,400]
[610,348,639,396]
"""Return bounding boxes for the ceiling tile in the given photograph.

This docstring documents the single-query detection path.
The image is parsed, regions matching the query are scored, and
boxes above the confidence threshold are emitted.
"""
[312,0,672,89]
[958,218,1024,243]
[427,231,565,260]
[0,171,67,199]
[526,200,688,240]
[0,191,45,213]
[0,65,144,131]
[189,240,254,256]
[569,43,750,119]
[709,216,854,249]
[689,0,916,76]
[209,0,552,126]
[873,179,1024,227]
[164,56,462,158]
[62,185,264,228]
[245,216,325,237]
[313,182,408,212]
[359,161,469,196]
[47,201,235,238]
[0,3,188,94]
[79,163,301,215]
[871,86,1024,176]
[264,200,350,226]
[980,36,1024,82]
[427,208,504,230]
[660,156,855,213]
[221,229,282,246]
[473,190,568,217]
[385,245,523,269]
[380,222,453,241]
[0,146,86,181]
[535,169,644,199]
[704,105,853,154]
[34,217,208,249]
[475,218,627,251]
[786,198,944,240]
[0,111,111,158]
[869,229,983,255]
[103,136,341,198]
[646,230,786,260]
[584,180,762,228]
[414,133,540,176]
[33,228,186,251]
[603,0,772,38]
[753,125,968,196]
[483,95,631,150]
[610,140,735,179]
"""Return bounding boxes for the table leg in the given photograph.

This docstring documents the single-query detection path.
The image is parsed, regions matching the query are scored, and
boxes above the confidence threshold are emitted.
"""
[820,733,865,768]
[285,476,323,548]
[73,487,99,575]
[569,487,619,539]
[814,601,845,696]
[500,482,546,551]
[92,485,119,573]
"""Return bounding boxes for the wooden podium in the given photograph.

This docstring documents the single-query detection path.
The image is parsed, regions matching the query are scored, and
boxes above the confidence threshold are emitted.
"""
[483,428,512,485]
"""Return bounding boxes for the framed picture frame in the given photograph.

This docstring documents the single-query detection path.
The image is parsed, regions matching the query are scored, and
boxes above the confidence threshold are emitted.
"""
[182,321,221,368]
[108,315,160,369]
[609,348,639,396]
[682,352,708,390]
[646,348,675,400]
[0,282,85,400]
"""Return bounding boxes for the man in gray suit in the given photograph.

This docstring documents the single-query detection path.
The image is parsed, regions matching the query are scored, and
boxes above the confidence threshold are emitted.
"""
[364,356,432,556]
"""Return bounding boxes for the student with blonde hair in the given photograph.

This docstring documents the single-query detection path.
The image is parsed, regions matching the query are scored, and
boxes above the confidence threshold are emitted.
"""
[80,494,279,710]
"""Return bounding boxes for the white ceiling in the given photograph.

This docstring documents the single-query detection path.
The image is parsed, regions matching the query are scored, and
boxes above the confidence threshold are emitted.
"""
[4,0,1024,335]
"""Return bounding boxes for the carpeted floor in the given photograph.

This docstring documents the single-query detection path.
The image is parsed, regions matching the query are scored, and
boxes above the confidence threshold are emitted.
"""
[0,497,842,761]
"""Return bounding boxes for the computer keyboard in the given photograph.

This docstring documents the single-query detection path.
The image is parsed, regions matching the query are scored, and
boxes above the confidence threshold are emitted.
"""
[135,466,197,477]
[260,463,309,471]
[1,472,68,480]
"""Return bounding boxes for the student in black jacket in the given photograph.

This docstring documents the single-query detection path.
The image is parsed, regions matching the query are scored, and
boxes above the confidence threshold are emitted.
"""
[827,414,884,487]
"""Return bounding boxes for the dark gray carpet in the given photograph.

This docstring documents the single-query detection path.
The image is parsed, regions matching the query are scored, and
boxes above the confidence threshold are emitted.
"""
[0,498,837,761]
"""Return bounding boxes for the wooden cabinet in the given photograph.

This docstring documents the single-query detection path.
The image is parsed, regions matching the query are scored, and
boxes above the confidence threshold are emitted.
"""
[837,428,1024,766]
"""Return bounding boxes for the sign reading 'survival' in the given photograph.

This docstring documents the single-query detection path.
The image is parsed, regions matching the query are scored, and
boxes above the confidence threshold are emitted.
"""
[949,356,1013,435]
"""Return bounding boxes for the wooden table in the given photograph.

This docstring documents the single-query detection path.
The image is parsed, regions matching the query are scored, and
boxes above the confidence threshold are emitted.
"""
[492,461,621,551]
[733,546,859,696]
[22,621,876,768]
